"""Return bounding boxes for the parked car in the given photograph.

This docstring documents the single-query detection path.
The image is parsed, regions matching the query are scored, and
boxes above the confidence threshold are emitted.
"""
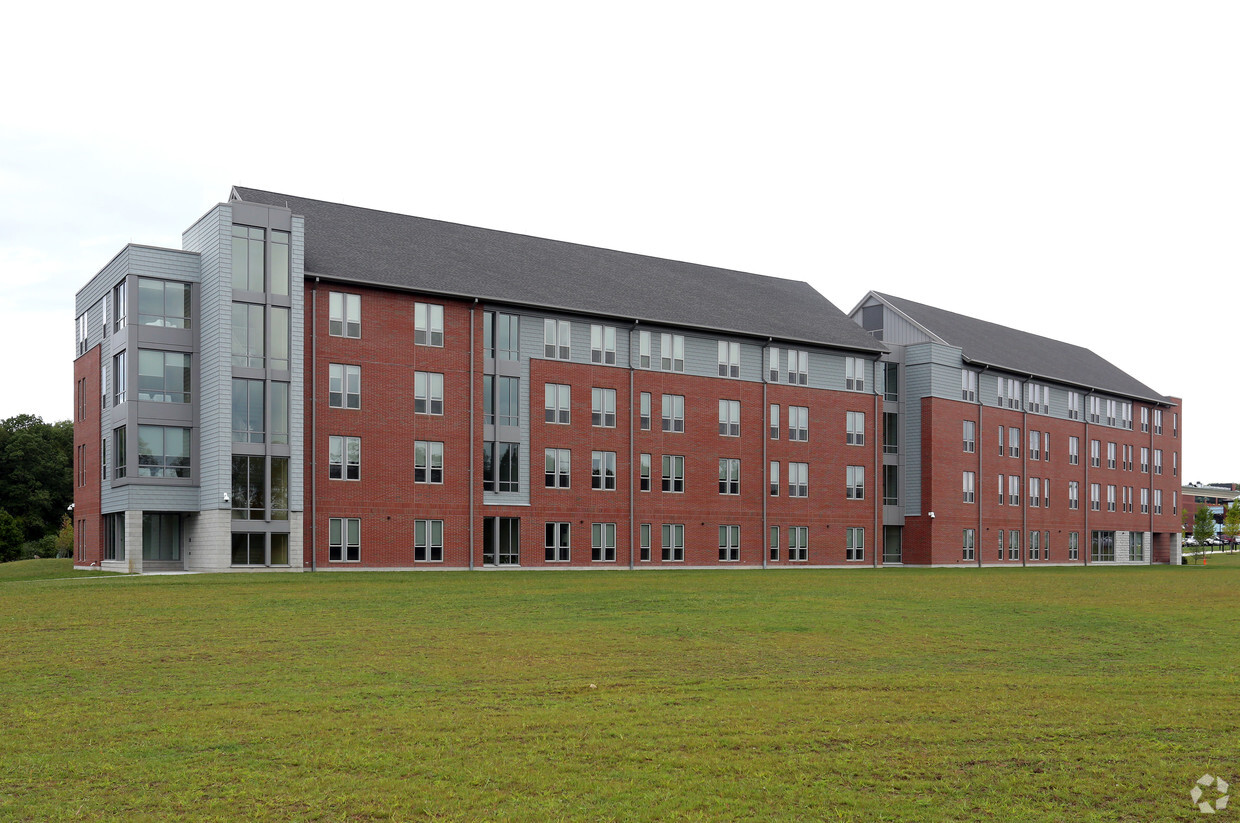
[1184,536,1200,547]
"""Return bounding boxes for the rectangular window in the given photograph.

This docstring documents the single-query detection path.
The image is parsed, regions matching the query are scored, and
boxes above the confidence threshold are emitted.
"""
[484,311,519,360]
[1029,477,1040,507]
[1029,530,1041,560]
[998,426,1005,457]
[328,364,361,409]
[1106,399,1117,427]
[844,356,864,391]
[1025,383,1049,414]
[963,471,975,503]
[545,522,571,562]
[1043,432,1051,461]
[789,406,808,442]
[329,292,361,338]
[545,384,571,424]
[414,519,444,562]
[1154,449,1163,475]
[1154,489,1163,515]
[718,458,740,495]
[329,517,361,562]
[769,526,780,562]
[661,524,685,562]
[787,350,809,385]
[638,331,651,368]
[846,465,864,500]
[997,473,1004,506]
[591,324,617,364]
[1068,532,1079,560]
[1107,484,1116,512]
[1140,487,1149,514]
[660,333,684,371]
[328,435,361,480]
[1173,413,1178,437]
[493,375,518,427]
[961,369,977,402]
[1068,391,1081,420]
[846,527,864,562]
[1122,444,1132,471]
[662,455,685,493]
[137,426,191,478]
[270,306,289,371]
[769,404,780,440]
[1029,430,1040,461]
[768,347,781,382]
[770,461,780,497]
[482,517,521,566]
[112,281,127,333]
[884,464,898,506]
[789,462,809,498]
[415,441,444,484]
[592,388,617,428]
[134,350,190,403]
[640,524,652,562]
[544,448,570,488]
[639,453,651,492]
[101,437,108,482]
[883,363,898,401]
[1140,447,1149,473]
[137,277,191,329]
[231,303,265,368]
[718,400,740,437]
[1090,440,1100,468]
[1090,483,1101,511]
[1107,442,1116,470]
[718,525,740,562]
[962,529,975,561]
[789,526,808,562]
[963,420,975,453]
[415,302,444,346]
[639,392,651,430]
[662,395,685,433]
[1008,474,1020,506]
[482,442,520,493]
[1008,530,1020,561]
[1069,436,1079,465]
[1153,409,1163,435]
[112,426,127,479]
[1009,427,1020,458]
[884,412,898,455]
[1128,532,1144,562]
[717,341,740,377]
[544,318,571,360]
[231,225,265,291]
[846,411,864,445]
[1069,481,1079,510]
[1091,530,1115,562]
[231,455,265,519]
[113,352,127,405]
[414,372,444,415]
[593,523,617,562]
[1141,407,1149,432]
[591,451,617,491]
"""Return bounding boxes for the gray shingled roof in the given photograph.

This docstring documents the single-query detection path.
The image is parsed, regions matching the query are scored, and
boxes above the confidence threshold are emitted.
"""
[231,187,885,354]
[873,292,1170,403]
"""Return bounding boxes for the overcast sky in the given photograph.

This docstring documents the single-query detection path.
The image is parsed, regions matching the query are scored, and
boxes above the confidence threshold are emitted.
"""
[2,2,1235,483]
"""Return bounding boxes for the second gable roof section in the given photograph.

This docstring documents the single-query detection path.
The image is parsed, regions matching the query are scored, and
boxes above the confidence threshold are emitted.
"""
[231,187,886,355]
[869,292,1169,404]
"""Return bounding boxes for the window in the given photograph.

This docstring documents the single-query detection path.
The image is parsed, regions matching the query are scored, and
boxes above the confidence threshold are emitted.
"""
[846,411,864,445]
[545,522,571,562]
[1069,481,1079,510]
[137,278,191,329]
[963,420,975,453]
[1043,432,1050,461]
[489,376,518,426]
[1069,436,1080,465]
[884,465,898,506]
[717,341,740,377]
[271,382,290,446]
[769,404,780,440]
[1090,440,1100,468]
[789,526,808,562]
[662,455,684,492]
[1173,491,1178,515]
[137,426,190,478]
[1154,489,1163,515]
[1122,486,1132,513]
[1025,383,1049,414]
[1068,391,1081,420]
[998,533,1004,559]
[638,331,651,368]
[661,395,685,432]
[231,456,265,519]
[1107,442,1116,470]
[963,471,975,503]
[639,392,651,430]
[544,448,571,488]
[846,465,864,500]
[328,364,360,409]
[113,427,127,479]
[1153,409,1163,435]
[1029,477,1040,507]
[592,388,617,428]
[1029,530,1041,560]
[788,349,808,384]
[1068,532,1079,560]
[997,474,1004,506]
[1091,531,1115,562]
[768,347,781,382]
[134,350,190,403]
[661,524,685,562]
[770,461,780,497]
[997,426,1004,457]
[718,525,740,562]
[660,333,684,371]
[789,406,808,442]
[719,458,740,495]
[997,377,1021,409]
[1139,446,1148,473]
[1029,430,1040,461]
[329,436,361,480]
[1154,449,1163,475]
[718,400,740,437]
[884,412,898,455]
[790,462,809,498]
[545,384,571,424]
[1090,483,1101,511]
[1106,484,1116,512]
[961,370,977,402]
[484,311,519,360]
[415,520,443,562]
[1141,407,1149,432]
[640,524,652,562]
[482,442,520,493]
[329,292,361,338]
[1120,402,1133,430]
[846,527,864,562]
[112,281,127,333]
[113,352,126,405]
[883,363,898,401]
[770,526,780,562]
[101,437,108,482]
[1008,474,1021,506]
[962,529,975,561]
[415,441,444,484]
[1106,399,1117,427]
[1008,530,1020,561]
[329,518,361,562]
[415,372,444,415]
[1140,487,1149,514]
[544,318,571,360]
[1089,395,1102,424]
[1173,413,1178,437]
[591,324,617,364]
[1128,531,1144,562]
[593,523,617,562]
[268,307,290,371]
[844,356,864,391]
[639,453,651,492]
[591,451,617,491]
[1123,444,1133,472]
[231,225,266,291]
[231,304,265,368]
[415,302,444,346]
[482,517,520,565]
[1009,427,1020,458]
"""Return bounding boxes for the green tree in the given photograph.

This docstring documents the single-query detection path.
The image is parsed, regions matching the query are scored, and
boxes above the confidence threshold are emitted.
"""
[0,415,73,542]
[0,509,22,563]
[55,515,74,559]
[1193,505,1216,548]
[1223,502,1240,547]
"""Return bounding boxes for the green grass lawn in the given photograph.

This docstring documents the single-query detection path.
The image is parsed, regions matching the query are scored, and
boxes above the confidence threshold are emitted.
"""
[1,560,1236,822]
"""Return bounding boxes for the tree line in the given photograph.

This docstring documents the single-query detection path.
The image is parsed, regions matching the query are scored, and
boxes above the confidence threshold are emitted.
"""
[0,415,73,562]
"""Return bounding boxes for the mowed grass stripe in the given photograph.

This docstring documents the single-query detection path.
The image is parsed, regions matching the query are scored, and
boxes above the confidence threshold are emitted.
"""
[1,559,1235,822]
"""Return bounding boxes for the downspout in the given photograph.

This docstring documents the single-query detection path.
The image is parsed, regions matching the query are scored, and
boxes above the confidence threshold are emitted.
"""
[311,279,318,572]
[1021,377,1029,567]
[628,321,637,569]
[872,356,879,569]
[762,339,770,569]
[977,366,985,568]
[1148,404,1155,565]
[1083,390,1092,566]
[469,301,476,571]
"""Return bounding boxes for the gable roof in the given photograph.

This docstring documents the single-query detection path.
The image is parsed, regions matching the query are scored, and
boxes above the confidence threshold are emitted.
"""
[230,187,885,354]
[870,292,1170,403]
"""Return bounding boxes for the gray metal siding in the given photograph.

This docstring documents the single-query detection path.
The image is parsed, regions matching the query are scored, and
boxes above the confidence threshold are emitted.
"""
[880,305,935,346]
[288,215,306,511]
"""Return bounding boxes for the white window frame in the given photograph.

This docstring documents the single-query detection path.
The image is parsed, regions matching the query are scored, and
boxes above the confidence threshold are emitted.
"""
[414,302,444,346]
[328,435,361,481]
[846,465,864,500]
[329,292,361,338]
[414,371,443,415]
[661,394,685,433]
[591,451,617,491]
[718,458,740,495]
[591,387,617,428]
[718,400,740,437]
[544,318,571,360]
[545,383,571,425]
[846,527,864,562]
[718,525,740,562]
[717,340,740,377]
[591,324,617,365]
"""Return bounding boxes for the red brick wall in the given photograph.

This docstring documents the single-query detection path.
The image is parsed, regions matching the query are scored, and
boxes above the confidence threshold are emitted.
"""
[73,347,102,567]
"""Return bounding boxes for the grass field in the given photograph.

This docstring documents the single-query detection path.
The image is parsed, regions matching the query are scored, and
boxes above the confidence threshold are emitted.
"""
[2,559,1237,822]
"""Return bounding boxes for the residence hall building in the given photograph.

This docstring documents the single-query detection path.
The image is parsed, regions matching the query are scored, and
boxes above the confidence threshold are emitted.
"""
[73,187,894,572]
[848,292,1184,566]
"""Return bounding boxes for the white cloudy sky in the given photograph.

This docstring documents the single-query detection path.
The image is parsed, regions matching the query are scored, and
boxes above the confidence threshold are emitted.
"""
[1,2,1235,482]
